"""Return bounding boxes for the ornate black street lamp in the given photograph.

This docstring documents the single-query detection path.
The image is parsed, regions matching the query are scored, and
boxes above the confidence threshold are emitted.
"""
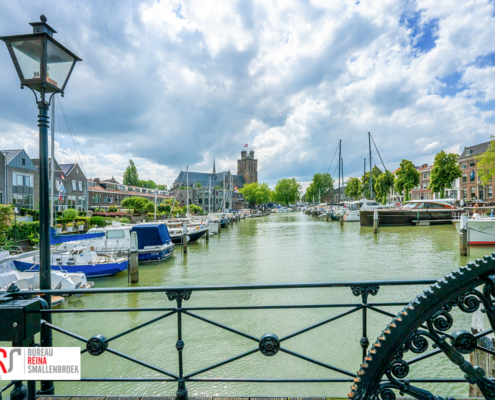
[0,15,81,396]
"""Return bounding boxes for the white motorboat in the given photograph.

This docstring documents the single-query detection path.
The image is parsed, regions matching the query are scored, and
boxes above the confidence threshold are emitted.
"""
[453,212,495,245]
[0,251,93,292]
[343,200,395,222]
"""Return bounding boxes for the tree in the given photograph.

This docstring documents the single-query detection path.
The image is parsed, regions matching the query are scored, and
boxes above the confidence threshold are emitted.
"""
[195,182,202,187]
[255,183,272,205]
[272,178,301,206]
[156,184,167,190]
[121,197,153,213]
[345,178,361,200]
[305,173,334,202]
[361,166,383,199]
[428,150,462,198]
[240,182,258,205]
[139,180,157,189]
[394,160,420,202]
[374,171,395,204]
[476,136,495,185]
[123,159,139,186]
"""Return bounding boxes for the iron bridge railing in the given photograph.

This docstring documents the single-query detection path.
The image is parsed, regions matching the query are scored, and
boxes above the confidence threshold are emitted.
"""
[0,278,487,400]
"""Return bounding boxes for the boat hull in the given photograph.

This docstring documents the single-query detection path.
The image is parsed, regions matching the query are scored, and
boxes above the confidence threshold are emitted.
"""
[138,244,174,262]
[13,259,128,278]
[360,209,455,227]
[171,229,208,244]
[453,219,495,245]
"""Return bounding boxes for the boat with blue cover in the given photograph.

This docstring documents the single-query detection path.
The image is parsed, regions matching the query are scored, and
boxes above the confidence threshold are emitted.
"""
[13,228,128,278]
[130,223,174,262]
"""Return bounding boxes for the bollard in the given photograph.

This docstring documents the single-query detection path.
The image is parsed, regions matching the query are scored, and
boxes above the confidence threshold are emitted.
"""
[340,212,344,226]
[373,210,379,234]
[460,215,468,256]
[183,221,188,254]
[206,227,209,242]
[326,213,329,221]
[130,231,139,283]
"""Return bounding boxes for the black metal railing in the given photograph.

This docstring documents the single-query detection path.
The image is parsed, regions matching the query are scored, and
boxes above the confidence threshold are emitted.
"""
[0,278,479,399]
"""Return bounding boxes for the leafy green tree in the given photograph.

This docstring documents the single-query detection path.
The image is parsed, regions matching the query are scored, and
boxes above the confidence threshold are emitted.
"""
[360,166,382,199]
[156,184,167,190]
[428,150,462,198]
[123,159,139,186]
[345,178,361,200]
[195,182,202,187]
[255,183,272,204]
[305,173,334,202]
[240,182,258,205]
[395,160,420,201]
[121,197,153,213]
[272,178,301,206]
[476,136,495,185]
[374,171,395,204]
[139,180,158,189]
[214,186,222,189]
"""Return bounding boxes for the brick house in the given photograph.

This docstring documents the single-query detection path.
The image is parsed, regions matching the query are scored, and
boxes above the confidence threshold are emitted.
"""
[410,164,433,200]
[458,141,493,201]
[88,177,171,210]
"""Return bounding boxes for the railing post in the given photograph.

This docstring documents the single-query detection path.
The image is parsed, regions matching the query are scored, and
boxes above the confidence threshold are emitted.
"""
[167,290,192,400]
[351,285,379,361]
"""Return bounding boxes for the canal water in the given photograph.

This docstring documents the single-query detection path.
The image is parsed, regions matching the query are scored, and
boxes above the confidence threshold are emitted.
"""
[3,213,493,398]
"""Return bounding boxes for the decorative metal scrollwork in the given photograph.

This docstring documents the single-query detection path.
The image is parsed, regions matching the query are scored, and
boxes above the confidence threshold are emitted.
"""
[351,285,380,303]
[259,333,280,356]
[86,334,108,356]
[349,255,495,400]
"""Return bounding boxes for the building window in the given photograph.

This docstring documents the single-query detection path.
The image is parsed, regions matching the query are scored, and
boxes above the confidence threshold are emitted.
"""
[88,181,96,187]
[462,188,467,199]
[16,175,31,186]
[76,169,79,174]
[423,173,427,178]
[462,174,467,183]
[462,163,466,169]
[13,193,33,209]
[21,158,26,166]
[470,161,475,167]
[423,183,428,189]
[108,196,113,203]
[471,186,476,198]
[78,181,83,191]
[67,197,76,208]
[470,172,476,182]
[92,194,101,203]
[467,149,473,155]
[72,181,77,191]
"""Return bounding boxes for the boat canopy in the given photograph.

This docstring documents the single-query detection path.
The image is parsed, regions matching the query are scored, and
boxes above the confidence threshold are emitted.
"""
[50,227,105,245]
[131,224,172,248]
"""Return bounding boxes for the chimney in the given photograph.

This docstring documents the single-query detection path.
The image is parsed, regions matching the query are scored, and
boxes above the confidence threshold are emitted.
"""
[94,178,100,184]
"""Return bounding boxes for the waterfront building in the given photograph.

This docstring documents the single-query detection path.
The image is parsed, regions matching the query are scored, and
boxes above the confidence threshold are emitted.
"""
[88,177,171,210]
[411,164,433,200]
[458,141,493,201]
[0,149,39,210]
[31,158,64,212]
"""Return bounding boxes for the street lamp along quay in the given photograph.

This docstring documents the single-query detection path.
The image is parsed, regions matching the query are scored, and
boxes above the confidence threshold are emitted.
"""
[0,15,81,396]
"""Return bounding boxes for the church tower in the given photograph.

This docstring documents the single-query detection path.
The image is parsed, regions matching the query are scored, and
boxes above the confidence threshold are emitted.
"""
[237,149,258,185]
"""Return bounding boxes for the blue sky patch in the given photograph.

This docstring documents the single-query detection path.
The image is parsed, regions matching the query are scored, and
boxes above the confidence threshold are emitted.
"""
[401,11,438,53]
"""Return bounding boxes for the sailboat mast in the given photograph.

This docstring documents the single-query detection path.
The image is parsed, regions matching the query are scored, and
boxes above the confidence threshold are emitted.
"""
[341,157,344,200]
[209,176,211,214]
[369,132,373,200]
[186,166,189,214]
[338,139,341,203]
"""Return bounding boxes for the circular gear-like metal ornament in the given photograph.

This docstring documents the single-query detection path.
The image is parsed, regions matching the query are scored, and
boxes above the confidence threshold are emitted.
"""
[259,333,280,356]
[451,330,477,354]
[86,334,108,356]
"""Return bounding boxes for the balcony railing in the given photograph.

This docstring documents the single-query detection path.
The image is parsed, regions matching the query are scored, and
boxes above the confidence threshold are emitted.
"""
[0,278,483,400]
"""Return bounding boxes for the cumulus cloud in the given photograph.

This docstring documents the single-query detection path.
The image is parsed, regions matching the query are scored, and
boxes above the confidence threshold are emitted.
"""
[0,0,494,188]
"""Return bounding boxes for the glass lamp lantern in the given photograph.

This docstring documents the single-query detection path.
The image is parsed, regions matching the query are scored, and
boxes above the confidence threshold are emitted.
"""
[0,15,82,94]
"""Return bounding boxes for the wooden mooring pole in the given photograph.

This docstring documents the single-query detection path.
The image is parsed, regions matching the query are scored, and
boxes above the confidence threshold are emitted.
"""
[183,221,188,254]
[460,215,468,256]
[129,231,139,283]
[373,210,379,234]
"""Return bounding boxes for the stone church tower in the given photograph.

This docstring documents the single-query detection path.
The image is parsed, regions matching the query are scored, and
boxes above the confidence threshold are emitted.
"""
[237,149,258,185]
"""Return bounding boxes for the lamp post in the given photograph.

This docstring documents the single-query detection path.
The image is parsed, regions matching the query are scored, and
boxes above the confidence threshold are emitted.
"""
[1,15,81,396]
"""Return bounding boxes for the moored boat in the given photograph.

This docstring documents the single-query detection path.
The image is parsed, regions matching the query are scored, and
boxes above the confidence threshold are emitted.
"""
[360,200,458,227]
[452,213,495,245]
[130,223,174,262]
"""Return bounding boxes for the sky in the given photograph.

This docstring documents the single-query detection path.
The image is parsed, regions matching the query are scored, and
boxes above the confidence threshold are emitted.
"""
[0,0,494,191]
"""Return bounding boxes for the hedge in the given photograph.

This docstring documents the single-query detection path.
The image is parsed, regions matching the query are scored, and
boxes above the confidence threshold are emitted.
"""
[92,212,125,218]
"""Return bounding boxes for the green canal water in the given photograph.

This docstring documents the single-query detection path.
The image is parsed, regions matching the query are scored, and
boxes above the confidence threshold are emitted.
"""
[2,212,494,397]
